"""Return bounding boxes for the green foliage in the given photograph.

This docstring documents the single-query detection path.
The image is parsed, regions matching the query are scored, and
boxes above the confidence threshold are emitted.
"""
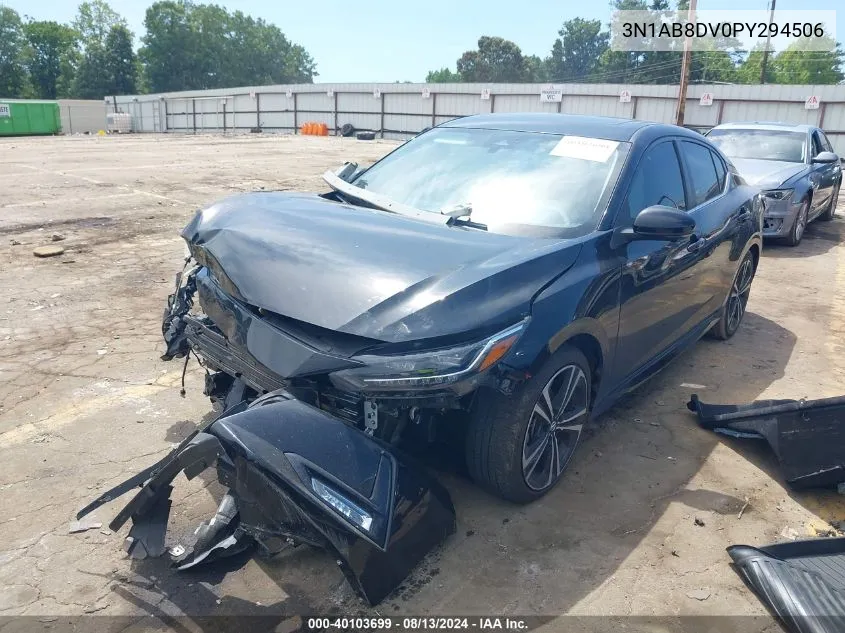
[104,24,136,94]
[426,67,462,83]
[456,36,531,82]
[73,0,124,49]
[770,38,844,84]
[23,21,78,99]
[0,6,28,97]
[140,0,316,93]
[547,18,608,81]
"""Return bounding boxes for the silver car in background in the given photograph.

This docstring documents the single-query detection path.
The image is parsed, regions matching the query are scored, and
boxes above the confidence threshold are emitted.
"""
[707,122,842,246]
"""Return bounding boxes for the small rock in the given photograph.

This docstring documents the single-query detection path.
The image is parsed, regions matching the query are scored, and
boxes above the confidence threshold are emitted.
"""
[10,239,21,246]
[686,588,711,601]
[671,550,680,557]
[100,528,112,535]
[781,526,800,540]
[83,601,108,613]
[69,518,103,533]
[667,456,676,461]
[33,245,65,258]
[97,349,108,355]
[465,530,475,537]
[649,421,660,427]
[655,400,665,406]
[694,517,705,527]
[51,234,66,242]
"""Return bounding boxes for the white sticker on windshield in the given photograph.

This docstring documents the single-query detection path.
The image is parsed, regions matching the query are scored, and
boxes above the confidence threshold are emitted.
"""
[550,136,619,162]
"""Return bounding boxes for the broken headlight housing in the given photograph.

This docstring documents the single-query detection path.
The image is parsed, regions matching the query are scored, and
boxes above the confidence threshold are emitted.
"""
[329,320,526,392]
[762,188,793,201]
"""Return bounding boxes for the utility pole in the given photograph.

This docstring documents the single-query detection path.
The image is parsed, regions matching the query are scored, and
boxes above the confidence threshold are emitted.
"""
[675,0,697,127]
[760,0,776,84]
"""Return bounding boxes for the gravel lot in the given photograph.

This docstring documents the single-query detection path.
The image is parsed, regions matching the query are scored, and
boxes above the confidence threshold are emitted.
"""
[1,133,843,630]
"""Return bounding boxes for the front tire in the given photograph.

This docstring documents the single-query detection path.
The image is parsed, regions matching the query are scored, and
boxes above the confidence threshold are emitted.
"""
[711,250,756,340]
[465,345,591,504]
[784,200,809,246]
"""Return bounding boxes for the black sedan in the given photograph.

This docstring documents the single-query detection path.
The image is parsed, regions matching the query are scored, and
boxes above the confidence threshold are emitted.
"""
[81,114,763,604]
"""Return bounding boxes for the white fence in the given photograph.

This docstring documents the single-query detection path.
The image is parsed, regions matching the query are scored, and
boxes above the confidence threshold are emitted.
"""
[110,82,845,153]
[58,99,107,134]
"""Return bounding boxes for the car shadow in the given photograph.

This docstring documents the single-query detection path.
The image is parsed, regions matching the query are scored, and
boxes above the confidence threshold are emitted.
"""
[763,204,844,259]
[109,311,811,624]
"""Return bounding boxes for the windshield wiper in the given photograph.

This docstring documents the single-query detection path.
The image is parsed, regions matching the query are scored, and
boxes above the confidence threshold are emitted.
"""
[439,202,486,230]
[322,171,445,225]
[439,202,472,219]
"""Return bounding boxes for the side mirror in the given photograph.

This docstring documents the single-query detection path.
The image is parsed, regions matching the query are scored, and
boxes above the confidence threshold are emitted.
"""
[812,151,838,164]
[632,205,696,239]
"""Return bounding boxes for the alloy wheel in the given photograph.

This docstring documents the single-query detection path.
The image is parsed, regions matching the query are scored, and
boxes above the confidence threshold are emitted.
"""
[726,255,755,335]
[794,204,808,242]
[521,364,588,491]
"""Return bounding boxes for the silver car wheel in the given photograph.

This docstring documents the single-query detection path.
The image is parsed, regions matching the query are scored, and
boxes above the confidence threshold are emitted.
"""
[521,364,588,491]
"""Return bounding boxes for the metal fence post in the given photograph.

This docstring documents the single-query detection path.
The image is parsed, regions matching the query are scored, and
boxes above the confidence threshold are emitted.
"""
[380,91,385,138]
[256,93,261,130]
[431,92,437,128]
[333,90,339,135]
[192,99,197,133]
[293,92,298,133]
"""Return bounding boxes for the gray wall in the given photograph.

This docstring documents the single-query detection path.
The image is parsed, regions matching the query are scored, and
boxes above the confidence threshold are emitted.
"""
[111,82,845,153]
[58,99,106,134]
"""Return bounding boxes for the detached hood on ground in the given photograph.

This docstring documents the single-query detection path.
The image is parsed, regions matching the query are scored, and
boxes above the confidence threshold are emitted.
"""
[730,158,807,189]
[182,192,581,343]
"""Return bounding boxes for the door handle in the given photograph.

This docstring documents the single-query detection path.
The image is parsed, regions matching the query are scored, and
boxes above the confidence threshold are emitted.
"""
[686,237,704,253]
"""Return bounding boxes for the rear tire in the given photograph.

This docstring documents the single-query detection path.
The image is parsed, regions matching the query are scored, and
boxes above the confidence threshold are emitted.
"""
[711,250,756,341]
[819,184,840,221]
[784,200,809,246]
[465,345,591,504]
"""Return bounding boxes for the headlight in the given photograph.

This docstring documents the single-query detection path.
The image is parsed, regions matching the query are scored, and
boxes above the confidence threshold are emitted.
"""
[329,320,527,391]
[312,477,373,532]
[762,188,793,201]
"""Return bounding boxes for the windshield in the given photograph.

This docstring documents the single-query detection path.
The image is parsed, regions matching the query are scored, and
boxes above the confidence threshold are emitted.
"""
[708,129,806,163]
[351,127,629,237]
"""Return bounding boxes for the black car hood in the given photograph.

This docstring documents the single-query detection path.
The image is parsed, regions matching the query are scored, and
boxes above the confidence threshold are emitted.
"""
[182,192,581,343]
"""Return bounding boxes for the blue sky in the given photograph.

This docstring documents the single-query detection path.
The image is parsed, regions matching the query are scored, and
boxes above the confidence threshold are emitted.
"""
[4,0,842,82]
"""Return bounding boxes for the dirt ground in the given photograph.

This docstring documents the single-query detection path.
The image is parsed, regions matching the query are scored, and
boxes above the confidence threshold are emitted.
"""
[1,133,844,630]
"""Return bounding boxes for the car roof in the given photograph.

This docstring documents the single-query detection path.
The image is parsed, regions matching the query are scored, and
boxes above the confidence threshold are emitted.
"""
[712,121,815,133]
[441,113,698,143]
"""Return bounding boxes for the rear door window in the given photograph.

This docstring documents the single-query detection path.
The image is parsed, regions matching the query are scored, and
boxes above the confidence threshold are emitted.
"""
[711,150,727,192]
[679,141,721,207]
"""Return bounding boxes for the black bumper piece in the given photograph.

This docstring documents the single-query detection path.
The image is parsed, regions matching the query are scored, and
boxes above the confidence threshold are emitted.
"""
[77,391,455,606]
[729,537,845,633]
[687,394,845,489]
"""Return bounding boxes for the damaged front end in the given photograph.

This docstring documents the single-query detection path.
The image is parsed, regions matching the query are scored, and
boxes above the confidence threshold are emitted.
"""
[77,392,456,605]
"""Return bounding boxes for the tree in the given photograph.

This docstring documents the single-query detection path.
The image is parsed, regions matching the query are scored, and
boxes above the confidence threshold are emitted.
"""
[23,21,78,99]
[140,0,316,92]
[770,37,844,84]
[104,24,136,94]
[736,46,778,84]
[457,36,528,82]
[0,6,27,97]
[73,0,124,49]
[547,18,608,81]
[74,44,109,98]
[425,67,461,82]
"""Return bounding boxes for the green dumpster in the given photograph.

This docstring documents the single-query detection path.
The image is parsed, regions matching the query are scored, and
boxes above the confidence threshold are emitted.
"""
[0,100,61,136]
